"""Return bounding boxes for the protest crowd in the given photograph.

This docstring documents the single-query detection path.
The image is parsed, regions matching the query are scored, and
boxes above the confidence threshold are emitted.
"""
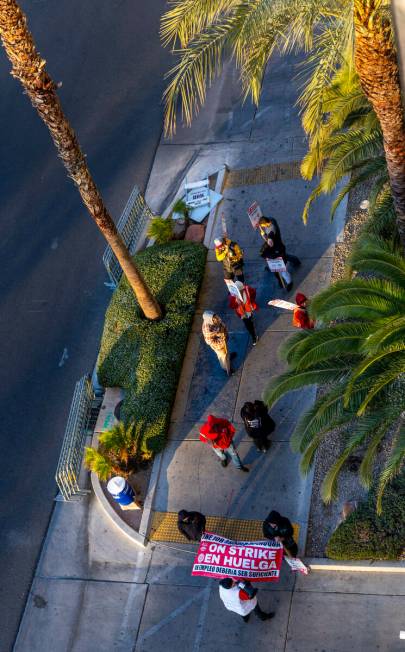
[177,205,311,626]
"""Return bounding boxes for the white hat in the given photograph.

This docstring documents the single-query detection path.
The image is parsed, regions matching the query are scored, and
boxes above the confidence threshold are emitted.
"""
[214,238,223,247]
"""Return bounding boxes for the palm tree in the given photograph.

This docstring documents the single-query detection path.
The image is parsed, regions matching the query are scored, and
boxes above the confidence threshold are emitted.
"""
[162,0,405,250]
[0,0,162,320]
[300,62,388,222]
[264,235,405,512]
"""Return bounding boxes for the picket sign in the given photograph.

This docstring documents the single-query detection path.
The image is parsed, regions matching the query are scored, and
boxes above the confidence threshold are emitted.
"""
[225,279,243,301]
[267,257,286,272]
[192,532,284,582]
[268,299,298,311]
[284,557,310,575]
[247,201,263,228]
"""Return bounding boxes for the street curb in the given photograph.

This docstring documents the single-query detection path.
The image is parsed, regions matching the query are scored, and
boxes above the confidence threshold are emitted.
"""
[90,471,148,548]
[305,558,405,572]
[139,452,163,541]
[204,164,228,248]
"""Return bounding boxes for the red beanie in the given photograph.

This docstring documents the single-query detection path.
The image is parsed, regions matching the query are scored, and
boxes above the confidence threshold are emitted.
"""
[295,292,307,307]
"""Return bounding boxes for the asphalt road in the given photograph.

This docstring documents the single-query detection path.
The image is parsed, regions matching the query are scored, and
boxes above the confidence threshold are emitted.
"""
[0,1,169,649]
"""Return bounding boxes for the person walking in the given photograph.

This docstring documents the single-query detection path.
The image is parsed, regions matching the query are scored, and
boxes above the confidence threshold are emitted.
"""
[240,400,275,452]
[262,510,298,558]
[219,578,275,622]
[214,236,245,282]
[228,281,258,345]
[202,311,235,375]
[177,510,206,541]
[292,293,315,329]
[199,414,249,472]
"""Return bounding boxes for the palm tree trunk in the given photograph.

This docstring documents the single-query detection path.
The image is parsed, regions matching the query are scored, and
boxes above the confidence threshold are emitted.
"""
[354,0,405,252]
[0,0,162,320]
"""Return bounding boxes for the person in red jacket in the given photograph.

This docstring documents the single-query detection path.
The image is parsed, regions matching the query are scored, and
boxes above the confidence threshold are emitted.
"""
[199,414,249,472]
[292,293,315,329]
[228,281,259,345]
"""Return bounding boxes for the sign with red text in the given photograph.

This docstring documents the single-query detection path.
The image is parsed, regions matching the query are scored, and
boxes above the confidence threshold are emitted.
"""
[192,532,284,582]
[247,201,263,228]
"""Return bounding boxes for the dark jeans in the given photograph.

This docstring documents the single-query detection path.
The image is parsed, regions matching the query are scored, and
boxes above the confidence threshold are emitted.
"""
[242,603,268,622]
[242,315,257,342]
[251,433,270,451]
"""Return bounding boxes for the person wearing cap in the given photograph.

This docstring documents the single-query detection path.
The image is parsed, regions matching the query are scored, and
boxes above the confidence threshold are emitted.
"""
[292,293,315,329]
[218,578,275,622]
[214,236,245,282]
[177,510,206,541]
[201,311,235,376]
[228,281,258,345]
[199,415,249,472]
[262,510,298,558]
[258,216,301,268]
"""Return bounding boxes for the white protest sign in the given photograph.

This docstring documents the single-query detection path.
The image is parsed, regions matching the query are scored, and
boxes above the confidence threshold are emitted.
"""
[267,257,286,272]
[247,201,263,229]
[268,299,297,311]
[284,557,310,575]
[225,279,243,302]
[192,532,284,582]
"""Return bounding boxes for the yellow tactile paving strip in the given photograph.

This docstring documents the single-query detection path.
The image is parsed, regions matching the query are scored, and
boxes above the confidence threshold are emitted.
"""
[149,511,299,543]
[225,160,302,188]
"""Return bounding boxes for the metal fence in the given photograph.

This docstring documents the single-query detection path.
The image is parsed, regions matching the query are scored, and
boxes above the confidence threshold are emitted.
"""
[55,375,96,501]
[103,185,154,288]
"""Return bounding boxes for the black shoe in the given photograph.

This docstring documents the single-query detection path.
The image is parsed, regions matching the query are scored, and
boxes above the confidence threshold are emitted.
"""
[230,352,237,360]
[252,337,258,346]
[286,282,293,291]
[221,459,228,467]
[262,612,275,621]
[242,614,250,623]
[240,466,249,472]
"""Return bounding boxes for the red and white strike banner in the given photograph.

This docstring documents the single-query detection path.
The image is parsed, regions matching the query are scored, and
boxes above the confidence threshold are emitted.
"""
[192,532,284,582]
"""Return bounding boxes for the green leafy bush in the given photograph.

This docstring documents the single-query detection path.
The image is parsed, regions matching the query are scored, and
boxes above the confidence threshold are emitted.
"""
[326,473,405,560]
[97,241,206,454]
[85,422,151,481]
[147,216,174,244]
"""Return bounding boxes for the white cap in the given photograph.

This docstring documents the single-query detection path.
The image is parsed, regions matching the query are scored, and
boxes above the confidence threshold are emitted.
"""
[214,238,223,247]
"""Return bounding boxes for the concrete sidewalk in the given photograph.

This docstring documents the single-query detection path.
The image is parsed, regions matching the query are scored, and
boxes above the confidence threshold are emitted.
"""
[14,51,405,652]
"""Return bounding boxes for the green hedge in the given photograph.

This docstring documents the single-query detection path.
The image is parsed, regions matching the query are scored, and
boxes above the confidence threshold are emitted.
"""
[97,241,207,454]
[326,473,405,560]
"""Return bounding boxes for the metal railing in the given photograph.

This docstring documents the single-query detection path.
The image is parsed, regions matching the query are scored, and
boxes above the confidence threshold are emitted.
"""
[103,185,154,288]
[55,375,96,501]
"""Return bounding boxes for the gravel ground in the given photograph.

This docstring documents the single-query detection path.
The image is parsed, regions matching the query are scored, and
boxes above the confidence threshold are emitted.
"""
[306,183,375,557]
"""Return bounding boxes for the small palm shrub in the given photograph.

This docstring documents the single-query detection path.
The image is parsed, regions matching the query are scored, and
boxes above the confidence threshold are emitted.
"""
[172,198,190,222]
[147,216,174,244]
[85,422,148,481]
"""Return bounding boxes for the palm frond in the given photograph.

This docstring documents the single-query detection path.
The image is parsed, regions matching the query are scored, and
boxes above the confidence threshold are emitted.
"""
[330,163,387,220]
[321,429,370,502]
[376,418,405,513]
[161,0,239,48]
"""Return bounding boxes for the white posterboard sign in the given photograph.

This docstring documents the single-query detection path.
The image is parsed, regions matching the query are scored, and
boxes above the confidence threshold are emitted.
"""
[284,557,310,575]
[224,279,243,302]
[268,299,297,311]
[247,201,262,229]
[267,257,286,272]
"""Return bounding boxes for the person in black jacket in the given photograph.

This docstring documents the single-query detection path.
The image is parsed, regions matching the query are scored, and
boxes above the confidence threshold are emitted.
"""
[177,510,206,541]
[262,510,298,558]
[259,216,300,291]
[240,401,275,452]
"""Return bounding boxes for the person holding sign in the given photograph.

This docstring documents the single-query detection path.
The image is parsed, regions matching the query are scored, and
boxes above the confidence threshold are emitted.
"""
[292,293,315,329]
[214,237,245,282]
[262,510,298,558]
[228,281,259,345]
[199,414,249,472]
[219,579,275,622]
[240,400,275,452]
[258,216,301,269]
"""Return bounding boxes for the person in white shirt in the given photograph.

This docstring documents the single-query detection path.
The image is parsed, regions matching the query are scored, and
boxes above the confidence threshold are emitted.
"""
[218,578,275,623]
